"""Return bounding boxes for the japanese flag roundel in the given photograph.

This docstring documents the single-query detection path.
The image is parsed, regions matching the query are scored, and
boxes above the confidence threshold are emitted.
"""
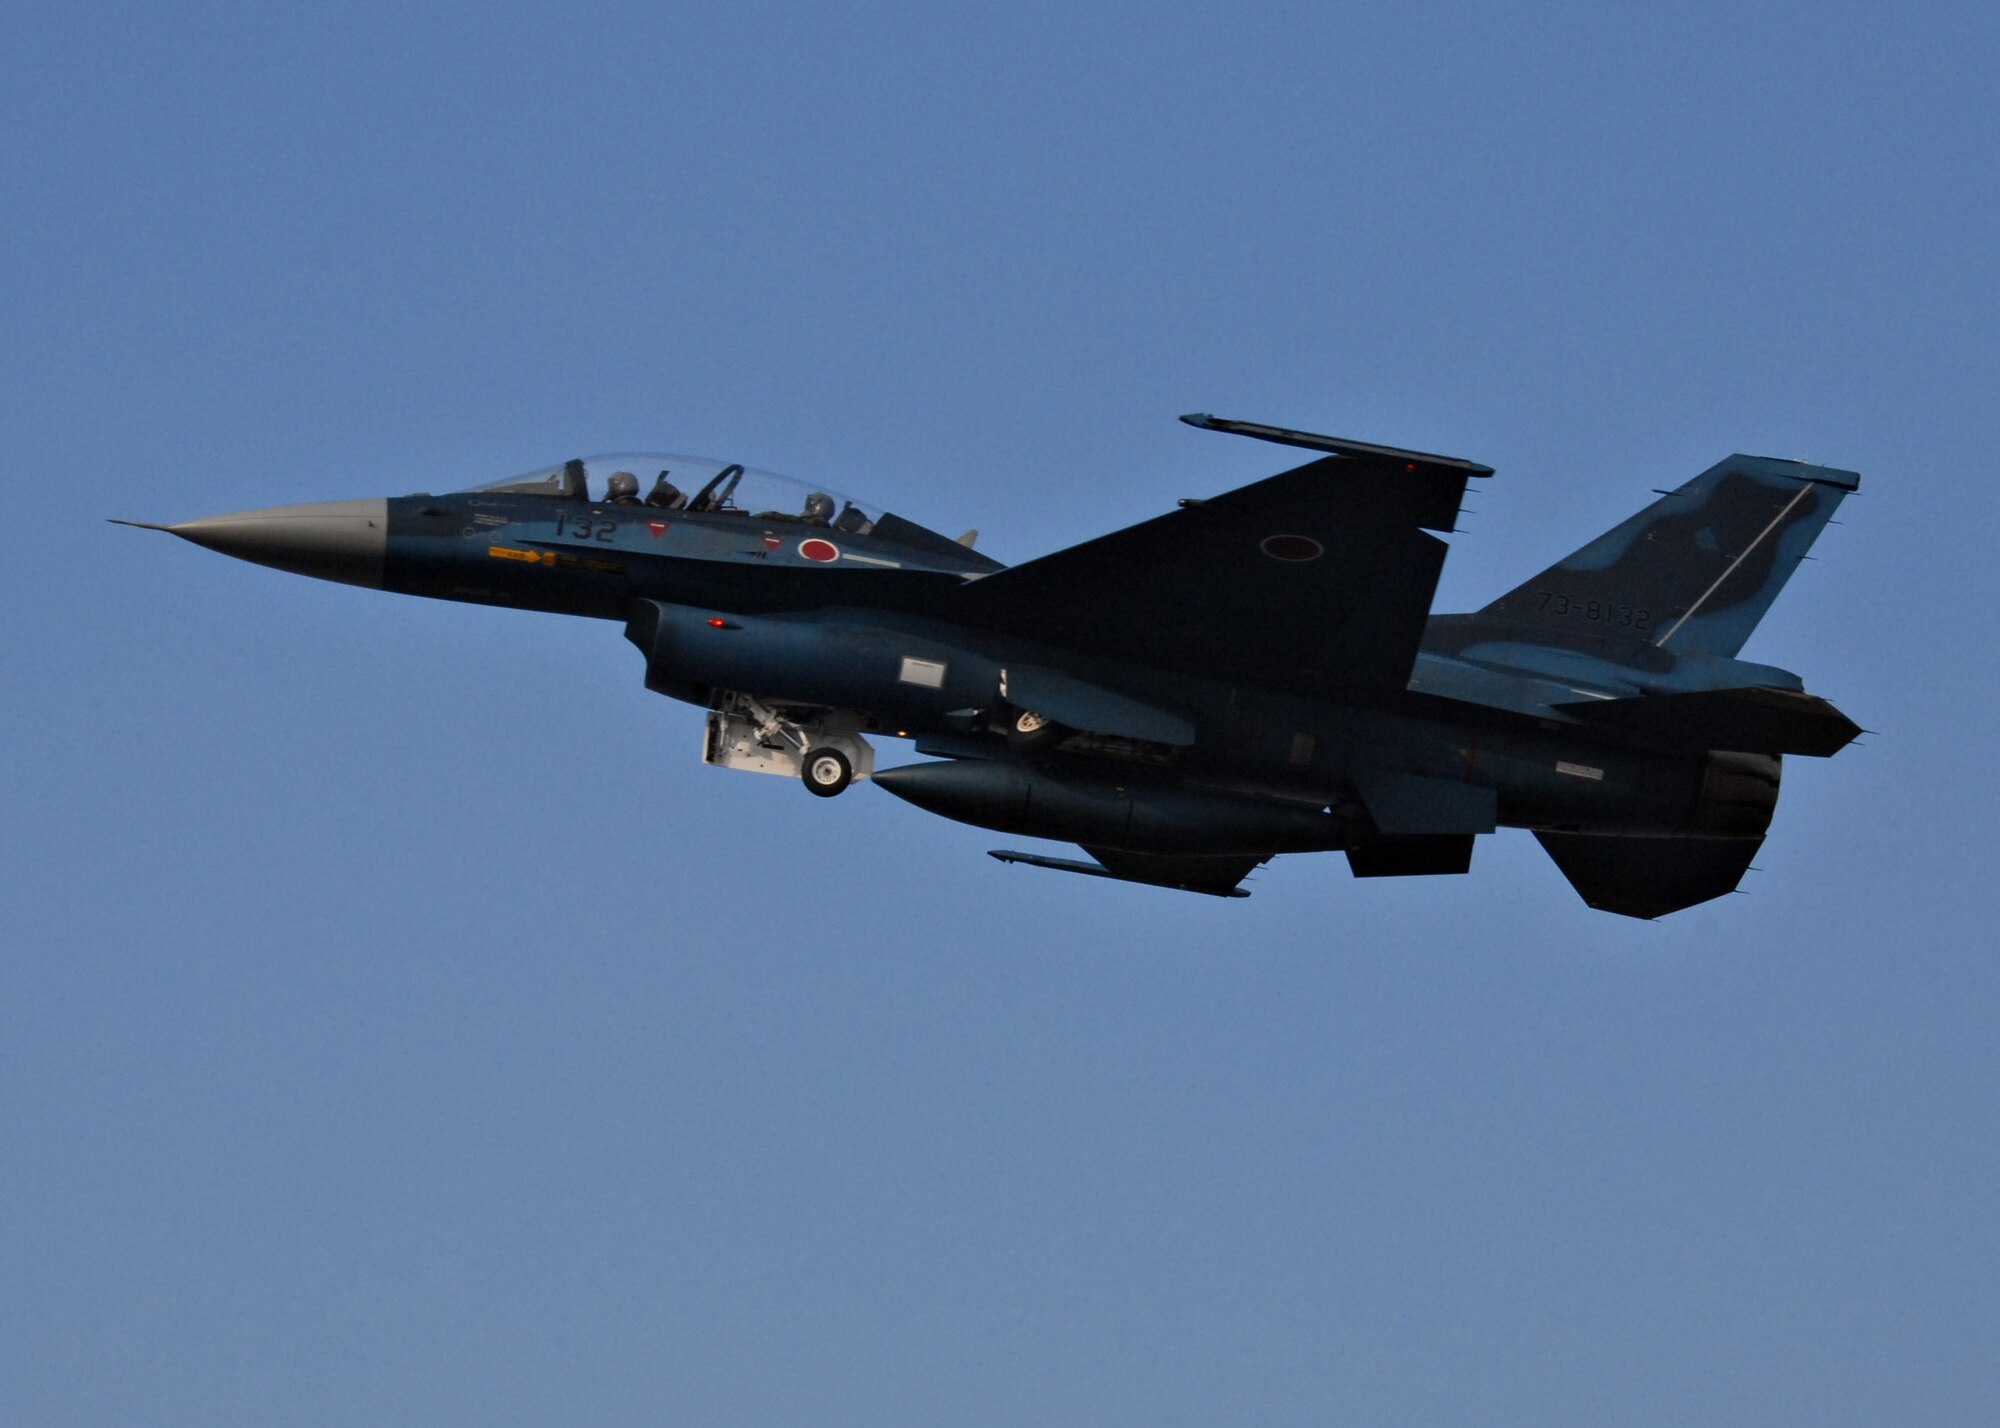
[1260,533,1324,562]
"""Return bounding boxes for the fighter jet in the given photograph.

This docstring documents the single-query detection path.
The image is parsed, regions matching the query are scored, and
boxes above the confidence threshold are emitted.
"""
[117,415,1862,916]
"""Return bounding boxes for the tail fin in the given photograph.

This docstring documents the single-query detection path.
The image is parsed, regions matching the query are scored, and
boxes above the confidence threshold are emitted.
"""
[1477,455,1858,660]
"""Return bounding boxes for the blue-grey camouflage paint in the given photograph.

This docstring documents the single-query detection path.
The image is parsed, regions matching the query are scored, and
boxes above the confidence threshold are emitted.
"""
[118,420,1862,917]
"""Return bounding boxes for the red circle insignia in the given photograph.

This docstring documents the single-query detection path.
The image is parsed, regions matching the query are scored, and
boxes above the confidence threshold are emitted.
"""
[1260,534,1324,562]
[799,538,840,562]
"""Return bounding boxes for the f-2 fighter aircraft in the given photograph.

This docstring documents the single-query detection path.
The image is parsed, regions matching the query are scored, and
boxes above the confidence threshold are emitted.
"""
[119,415,1862,915]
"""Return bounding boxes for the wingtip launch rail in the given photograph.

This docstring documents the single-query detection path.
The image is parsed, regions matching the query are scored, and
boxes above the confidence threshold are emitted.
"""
[1179,413,1496,477]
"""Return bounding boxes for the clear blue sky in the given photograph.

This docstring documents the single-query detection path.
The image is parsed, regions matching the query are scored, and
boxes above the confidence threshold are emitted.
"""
[6,3,1995,1423]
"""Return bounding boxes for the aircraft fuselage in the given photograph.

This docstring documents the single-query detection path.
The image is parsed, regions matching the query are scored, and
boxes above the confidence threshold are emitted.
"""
[123,421,1858,913]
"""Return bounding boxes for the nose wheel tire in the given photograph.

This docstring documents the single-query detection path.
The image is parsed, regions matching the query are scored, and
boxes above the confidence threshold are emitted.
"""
[1005,707,1070,754]
[802,747,854,797]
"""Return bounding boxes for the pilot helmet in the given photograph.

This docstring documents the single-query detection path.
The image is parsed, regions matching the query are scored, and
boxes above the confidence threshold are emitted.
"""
[802,491,835,524]
[606,470,640,502]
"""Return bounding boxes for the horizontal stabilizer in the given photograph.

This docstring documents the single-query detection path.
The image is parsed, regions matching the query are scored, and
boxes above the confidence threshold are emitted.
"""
[989,848,1260,897]
[1553,686,1860,757]
[1536,832,1762,919]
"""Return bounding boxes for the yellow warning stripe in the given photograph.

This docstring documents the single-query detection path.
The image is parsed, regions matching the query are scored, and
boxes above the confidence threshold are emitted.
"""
[486,545,625,575]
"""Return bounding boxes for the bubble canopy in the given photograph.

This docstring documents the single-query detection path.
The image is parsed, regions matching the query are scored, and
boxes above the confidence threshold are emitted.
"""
[462,453,881,530]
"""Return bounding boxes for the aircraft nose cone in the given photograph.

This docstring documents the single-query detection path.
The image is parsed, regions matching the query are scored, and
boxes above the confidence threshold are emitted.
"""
[168,498,388,588]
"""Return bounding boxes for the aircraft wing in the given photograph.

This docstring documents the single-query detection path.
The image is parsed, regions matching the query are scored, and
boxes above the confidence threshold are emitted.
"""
[957,432,1486,695]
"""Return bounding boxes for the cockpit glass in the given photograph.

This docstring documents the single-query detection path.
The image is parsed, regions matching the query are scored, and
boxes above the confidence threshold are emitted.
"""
[463,453,881,532]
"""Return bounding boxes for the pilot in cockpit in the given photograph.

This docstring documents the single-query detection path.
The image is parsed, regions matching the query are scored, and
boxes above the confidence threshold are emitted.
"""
[646,471,685,510]
[606,471,642,505]
[801,492,835,526]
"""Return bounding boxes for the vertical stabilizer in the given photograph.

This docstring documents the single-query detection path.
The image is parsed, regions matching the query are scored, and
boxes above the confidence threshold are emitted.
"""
[1475,455,1858,660]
